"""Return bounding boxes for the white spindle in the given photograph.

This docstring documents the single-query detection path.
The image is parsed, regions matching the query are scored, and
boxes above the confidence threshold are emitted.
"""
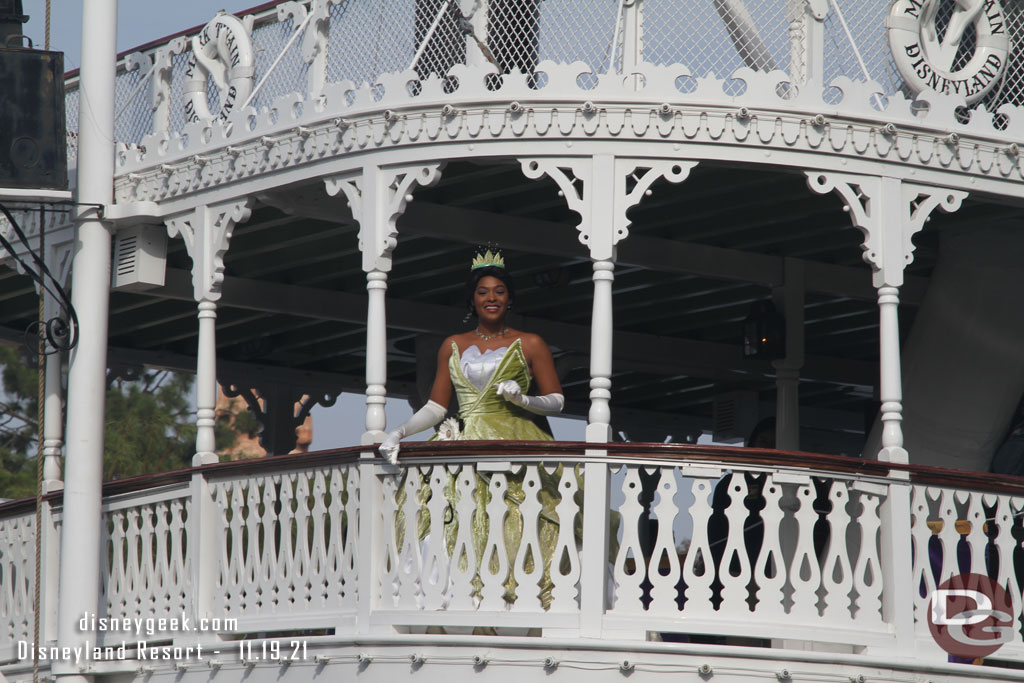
[910,485,935,634]
[852,489,883,624]
[258,477,280,600]
[378,474,401,608]
[934,488,959,586]
[719,474,753,612]
[550,465,582,611]
[480,473,511,610]
[423,465,452,609]
[398,470,424,609]
[682,476,716,617]
[962,491,988,576]
[613,466,646,612]
[649,467,682,614]
[789,482,822,619]
[754,474,786,618]
[822,482,853,621]
[448,466,480,610]
[309,471,329,605]
[992,495,1022,646]
[340,466,361,609]
[514,465,545,610]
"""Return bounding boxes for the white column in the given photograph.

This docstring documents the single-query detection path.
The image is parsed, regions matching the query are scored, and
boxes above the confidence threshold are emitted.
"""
[41,348,64,489]
[587,154,616,443]
[520,156,695,443]
[326,164,442,447]
[58,3,117,683]
[805,173,965,462]
[194,301,218,464]
[876,286,905,458]
[364,270,388,444]
[587,261,615,443]
[167,200,253,464]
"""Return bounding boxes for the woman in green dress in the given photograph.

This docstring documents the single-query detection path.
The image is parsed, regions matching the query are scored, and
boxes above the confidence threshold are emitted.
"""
[378,249,564,458]
[378,250,568,607]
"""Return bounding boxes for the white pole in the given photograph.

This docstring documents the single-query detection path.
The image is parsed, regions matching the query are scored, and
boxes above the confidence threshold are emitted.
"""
[364,270,388,444]
[877,285,905,461]
[606,0,626,74]
[42,348,63,488]
[587,260,614,443]
[58,4,117,683]
[194,300,219,464]
[408,0,452,73]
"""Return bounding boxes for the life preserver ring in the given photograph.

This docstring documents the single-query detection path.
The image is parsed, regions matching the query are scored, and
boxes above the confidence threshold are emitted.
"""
[183,14,255,124]
[887,0,1009,105]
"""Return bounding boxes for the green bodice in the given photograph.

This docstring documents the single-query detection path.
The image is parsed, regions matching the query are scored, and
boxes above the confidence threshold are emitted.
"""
[448,339,553,442]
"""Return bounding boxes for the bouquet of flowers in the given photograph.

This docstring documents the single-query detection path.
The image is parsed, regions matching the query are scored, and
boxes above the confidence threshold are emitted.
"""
[435,417,462,441]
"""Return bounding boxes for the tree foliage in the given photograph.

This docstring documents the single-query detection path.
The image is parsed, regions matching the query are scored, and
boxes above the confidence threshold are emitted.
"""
[0,346,240,500]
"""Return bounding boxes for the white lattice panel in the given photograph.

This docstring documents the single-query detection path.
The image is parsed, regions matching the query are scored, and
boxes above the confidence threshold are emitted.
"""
[909,485,1024,657]
[101,490,191,635]
[607,465,886,644]
[0,512,36,650]
[213,465,359,619]
[379,462,584,618]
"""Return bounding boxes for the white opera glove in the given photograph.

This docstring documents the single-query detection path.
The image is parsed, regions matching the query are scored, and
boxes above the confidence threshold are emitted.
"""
[378,400,446,465]
[495,380,565,416]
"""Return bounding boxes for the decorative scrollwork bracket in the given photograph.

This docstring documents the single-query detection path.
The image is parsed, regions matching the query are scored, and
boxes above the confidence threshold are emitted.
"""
[166,198,254,302]
[326,163,444,272]
[806,172,966,287]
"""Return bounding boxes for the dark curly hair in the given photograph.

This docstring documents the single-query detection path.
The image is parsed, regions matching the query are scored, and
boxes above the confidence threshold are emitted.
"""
[464,265,515,318]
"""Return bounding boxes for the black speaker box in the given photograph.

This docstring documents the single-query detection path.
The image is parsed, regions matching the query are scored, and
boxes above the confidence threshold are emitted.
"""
[0,47,66,191]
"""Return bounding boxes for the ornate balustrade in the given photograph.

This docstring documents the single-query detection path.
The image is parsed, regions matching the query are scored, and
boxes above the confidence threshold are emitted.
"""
[87,0,896,147]
[85,0,1024,210]
[4,443,1024,670]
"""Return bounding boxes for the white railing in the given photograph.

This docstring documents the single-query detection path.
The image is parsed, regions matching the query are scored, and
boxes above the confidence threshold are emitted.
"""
[68,0,1013,148]
[0,511,37,661]
[211,463,360,630]
[5,443,1024,668]
[910,484,1024,661]
[99,484,192,645]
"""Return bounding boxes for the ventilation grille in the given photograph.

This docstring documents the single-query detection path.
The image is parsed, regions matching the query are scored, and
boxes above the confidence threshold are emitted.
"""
[712,390,758,444]
[112,225,166,291]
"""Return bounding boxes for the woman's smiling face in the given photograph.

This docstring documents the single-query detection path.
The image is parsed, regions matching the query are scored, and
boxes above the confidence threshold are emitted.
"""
[474,275,509,324]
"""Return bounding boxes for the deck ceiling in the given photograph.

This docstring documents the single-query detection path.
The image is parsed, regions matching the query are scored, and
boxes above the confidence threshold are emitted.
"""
[0,161,1010,452]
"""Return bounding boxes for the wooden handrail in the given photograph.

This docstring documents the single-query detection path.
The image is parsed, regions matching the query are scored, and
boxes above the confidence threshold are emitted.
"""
[3,440,1023,516]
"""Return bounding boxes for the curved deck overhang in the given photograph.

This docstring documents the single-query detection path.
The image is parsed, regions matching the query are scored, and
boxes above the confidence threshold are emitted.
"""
[3,443,1024,680]
[113,63,1024,216]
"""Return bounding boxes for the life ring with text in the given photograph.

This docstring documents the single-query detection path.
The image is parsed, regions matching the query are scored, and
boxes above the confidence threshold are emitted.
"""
[887,0,1009,105]
[183,14,255,124]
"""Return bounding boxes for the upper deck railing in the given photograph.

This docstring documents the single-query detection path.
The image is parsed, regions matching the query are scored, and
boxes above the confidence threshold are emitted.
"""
[4,442,1024,673]
[64,0,1024,161]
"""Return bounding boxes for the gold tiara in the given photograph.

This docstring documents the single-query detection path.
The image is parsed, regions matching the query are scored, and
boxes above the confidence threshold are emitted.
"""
[470,249,505,271]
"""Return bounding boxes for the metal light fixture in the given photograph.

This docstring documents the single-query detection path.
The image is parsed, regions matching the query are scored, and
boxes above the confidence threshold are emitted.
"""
[743,300,785,359]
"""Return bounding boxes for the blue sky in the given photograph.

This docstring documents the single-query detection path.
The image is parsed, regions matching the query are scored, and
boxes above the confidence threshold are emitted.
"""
[23,1,259,69]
